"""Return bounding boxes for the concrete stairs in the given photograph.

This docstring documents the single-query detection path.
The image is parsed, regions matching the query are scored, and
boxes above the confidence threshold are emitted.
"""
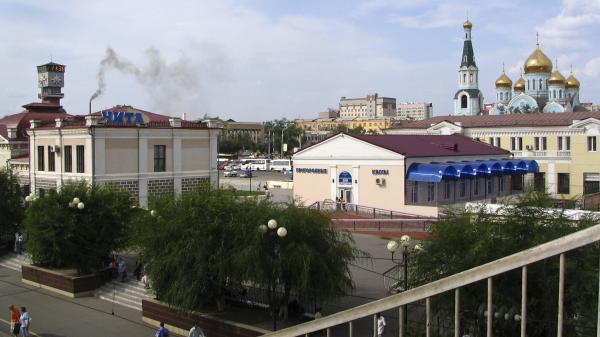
[95,278,153,311]
[0,253,30,272]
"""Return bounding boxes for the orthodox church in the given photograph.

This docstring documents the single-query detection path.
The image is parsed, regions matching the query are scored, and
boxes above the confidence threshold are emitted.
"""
[453,20,583,116]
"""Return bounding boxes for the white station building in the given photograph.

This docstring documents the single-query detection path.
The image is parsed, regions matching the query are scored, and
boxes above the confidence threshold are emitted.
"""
[292,133,539,217]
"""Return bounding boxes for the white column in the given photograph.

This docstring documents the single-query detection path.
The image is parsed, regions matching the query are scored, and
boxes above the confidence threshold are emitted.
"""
[330,164,337,200]
[352,165,360,205]
[85,135,94,183]
[138,136,149,208]
[547,163,556,195]
[29,132,36,192]
[173,136,182,195]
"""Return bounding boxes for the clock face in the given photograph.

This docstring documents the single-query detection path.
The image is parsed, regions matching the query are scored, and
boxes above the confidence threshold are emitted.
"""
[38,73,48,87]
[50,73,64,86]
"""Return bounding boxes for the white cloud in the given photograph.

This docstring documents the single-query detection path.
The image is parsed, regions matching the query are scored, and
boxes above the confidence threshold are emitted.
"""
[537,0,600,49]
[584,57,600,77]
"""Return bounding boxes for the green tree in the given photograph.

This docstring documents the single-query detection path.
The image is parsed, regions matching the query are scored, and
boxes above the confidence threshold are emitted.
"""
[411,192,600,337]
[348,125,366,135]
[134,185,363,315]
[25,182,134,274]
[0,168,25,238]
[264,119,304,156]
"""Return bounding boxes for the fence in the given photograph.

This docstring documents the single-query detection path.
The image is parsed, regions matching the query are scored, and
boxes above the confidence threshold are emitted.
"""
[261,222,600,337]
[330,219,432,233]
[315,201,436,220]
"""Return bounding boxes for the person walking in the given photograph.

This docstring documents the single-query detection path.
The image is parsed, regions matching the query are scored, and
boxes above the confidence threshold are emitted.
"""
[188,323,205,337]
[118,258,127,282]
[16,233,23,255]
[19,307,30,337]
[376,313,386,337]
[155,322,169,337]
[9,305,20,337]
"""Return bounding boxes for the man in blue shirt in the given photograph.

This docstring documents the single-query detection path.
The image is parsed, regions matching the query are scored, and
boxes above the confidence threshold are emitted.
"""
[156,322,169,337]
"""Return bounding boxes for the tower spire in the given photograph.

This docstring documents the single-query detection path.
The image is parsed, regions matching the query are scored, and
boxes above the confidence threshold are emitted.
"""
[536,32,540,47]
[502,62,505,73]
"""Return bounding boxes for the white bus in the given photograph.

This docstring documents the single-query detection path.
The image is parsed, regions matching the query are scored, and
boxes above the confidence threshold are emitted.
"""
[270,159,292,172]
[241,159,271,171]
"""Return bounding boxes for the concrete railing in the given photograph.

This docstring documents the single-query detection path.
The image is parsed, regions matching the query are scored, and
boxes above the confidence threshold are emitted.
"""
[261,223,600,337]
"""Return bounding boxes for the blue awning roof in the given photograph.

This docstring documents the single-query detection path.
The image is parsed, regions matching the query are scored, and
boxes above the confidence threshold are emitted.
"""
[407,159,539,182]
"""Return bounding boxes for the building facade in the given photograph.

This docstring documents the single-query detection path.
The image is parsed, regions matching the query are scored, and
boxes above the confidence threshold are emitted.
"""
[295,117,392,144]
[453,20,484,116]
[386,112,600,200]
[339,93,396,119]
[28,106,219,207]
[396,102,433,120]
[292,133,537,217]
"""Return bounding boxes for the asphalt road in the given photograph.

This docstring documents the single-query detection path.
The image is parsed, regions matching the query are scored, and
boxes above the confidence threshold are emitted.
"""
[219,170,294,204]
[0,267,157,337]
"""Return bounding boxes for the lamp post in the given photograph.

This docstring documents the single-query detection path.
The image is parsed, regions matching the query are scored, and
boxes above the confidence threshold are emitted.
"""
[280,125,292,158]
[387,235,423,331]
[259,219,287,331]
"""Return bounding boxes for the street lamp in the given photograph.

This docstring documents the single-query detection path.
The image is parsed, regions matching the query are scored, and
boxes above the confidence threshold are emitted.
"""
[387,235,423,330]
[259,219,287,331]
[280,125,292,158]
[68,197,85,210]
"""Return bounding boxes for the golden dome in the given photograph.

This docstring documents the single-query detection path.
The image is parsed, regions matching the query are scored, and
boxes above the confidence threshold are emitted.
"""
[514,76,525,92]
[495,72,512,88]
[565,73,580,89]
[463,20,472,29]
[548,70,566,85]
[524,46,553,74]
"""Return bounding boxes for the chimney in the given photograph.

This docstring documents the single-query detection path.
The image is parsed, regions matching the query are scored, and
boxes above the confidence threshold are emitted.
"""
[85,115,101,127]
[29,120,41,129]
[55,118,64,128]
[7,128,17,139]
[169,118,182,128]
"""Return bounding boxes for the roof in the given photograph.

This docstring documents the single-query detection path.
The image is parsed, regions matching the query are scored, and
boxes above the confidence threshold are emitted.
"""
[454,88,481,99]
[461,40,476,68]
[353,134,509,157]
[392,111,600,129]
[0,102,68,140]
[92,105,170,122]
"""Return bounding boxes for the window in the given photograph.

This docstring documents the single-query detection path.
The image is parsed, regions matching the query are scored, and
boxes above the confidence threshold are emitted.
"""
[463,74,466,83]
[461,95,468,109]
[37,146,44,171]
[410,182,418,203]
[499,176,505,193]
[512,174,524,191]
[489,137,501,147]
[427,183,435,202]
[474,179,480,196]
[588,136,597,152]
[534,137,547,151]
[487,178,493,194]
[558,136,571,151]
[154,145,167,172]
[534,173,545,192]
[559,90,563,98]
[47,146,55,172]
[64,145,72,172]
[584,173,600,195]
[565,136,571,150]
[539,79,543,89]
[469,74,473,83]
[511,137,523,151]
[459,180,467,198]
[557,173,570,194]
[76,145,85,173]
[532,80,535,90]
[443,181,451,200]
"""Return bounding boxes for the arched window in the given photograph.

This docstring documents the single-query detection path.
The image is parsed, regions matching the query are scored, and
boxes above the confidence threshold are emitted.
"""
[500,92,504,101]
[470,74,473,83]
[533,80,536,90]
[461,95,468,109]
[539,79,543,90]
[463,74,466,83]
[559,90,563,98]
[527,80,530,90]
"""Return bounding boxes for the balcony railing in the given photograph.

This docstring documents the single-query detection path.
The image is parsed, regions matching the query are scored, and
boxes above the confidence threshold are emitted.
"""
[511,150,571,158]
[261,223,600,337]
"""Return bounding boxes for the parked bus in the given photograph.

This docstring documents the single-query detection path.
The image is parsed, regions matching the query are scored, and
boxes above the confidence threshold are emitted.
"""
[270,159,292,172]
[241,158,271,171]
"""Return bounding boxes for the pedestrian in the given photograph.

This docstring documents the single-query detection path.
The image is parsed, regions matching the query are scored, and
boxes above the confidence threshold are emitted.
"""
[188,322,205,337]
[13,233,18,254]
[141,274,150,289]
[155,322,170,337]
[340,196,346,211]
[133,258,142,281]
[16,233,23,255]
[257,181,262,191]
[19,307,30,337]
[376,313,386,337]
[9,305,20,337]
[118,258,127,282]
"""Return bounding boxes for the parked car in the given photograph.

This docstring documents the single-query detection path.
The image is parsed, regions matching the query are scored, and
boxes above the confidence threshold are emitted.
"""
[225,161,242,171]
[240,169,253,178]
[224,170,238,177]
[283,169,293,178]
[218,161,229,170]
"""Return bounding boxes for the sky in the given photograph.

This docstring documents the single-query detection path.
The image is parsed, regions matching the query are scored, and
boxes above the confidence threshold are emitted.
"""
[1,0,599,121]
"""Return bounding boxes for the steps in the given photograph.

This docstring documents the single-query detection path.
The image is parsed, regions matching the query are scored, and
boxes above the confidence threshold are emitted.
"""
[0,253,30,272]
[95,278,153,311]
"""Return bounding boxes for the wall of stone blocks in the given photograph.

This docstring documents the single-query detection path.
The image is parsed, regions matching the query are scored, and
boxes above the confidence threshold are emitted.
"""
[181,176,210,193]
[108,180,140,202]
[148,178,174,198]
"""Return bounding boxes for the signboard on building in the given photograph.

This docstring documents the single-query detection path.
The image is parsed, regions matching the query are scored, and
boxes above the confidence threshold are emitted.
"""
[339,171,352,186]
[101,111,145,125]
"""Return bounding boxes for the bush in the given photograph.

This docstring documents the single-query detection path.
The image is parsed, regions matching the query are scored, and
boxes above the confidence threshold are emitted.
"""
[25,182,135,274]
[0,168,25,237]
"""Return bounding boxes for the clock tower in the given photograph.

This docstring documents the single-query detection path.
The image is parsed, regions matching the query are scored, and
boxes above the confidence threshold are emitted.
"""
[37,62,65,105]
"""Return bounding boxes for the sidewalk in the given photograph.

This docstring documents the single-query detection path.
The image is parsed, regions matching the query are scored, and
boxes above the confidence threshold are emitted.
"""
[0,266,160,337]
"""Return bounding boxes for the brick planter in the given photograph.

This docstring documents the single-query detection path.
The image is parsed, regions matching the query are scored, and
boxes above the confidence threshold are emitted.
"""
[142,299,268,337]
[21,265,103,298]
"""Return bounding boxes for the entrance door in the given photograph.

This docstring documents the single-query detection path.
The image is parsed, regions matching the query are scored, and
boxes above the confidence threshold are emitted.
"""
[338,188,352,204]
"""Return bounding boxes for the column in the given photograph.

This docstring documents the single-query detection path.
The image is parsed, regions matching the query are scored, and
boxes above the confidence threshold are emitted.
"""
[138,136,149,208]
[173,136,182,195]
[352,165,360,205]
[330,164,337,200]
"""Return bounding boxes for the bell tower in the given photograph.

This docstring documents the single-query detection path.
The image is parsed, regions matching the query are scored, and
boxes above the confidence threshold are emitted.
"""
[37,62,65,105]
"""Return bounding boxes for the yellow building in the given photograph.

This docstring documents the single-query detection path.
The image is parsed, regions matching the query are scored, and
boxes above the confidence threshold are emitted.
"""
[386,111,600,200]
[295,117,391,134]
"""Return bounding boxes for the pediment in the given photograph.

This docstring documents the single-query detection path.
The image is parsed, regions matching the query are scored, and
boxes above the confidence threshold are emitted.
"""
[293,133,405,160]
[570,118,600,135]
[427,121,462,135]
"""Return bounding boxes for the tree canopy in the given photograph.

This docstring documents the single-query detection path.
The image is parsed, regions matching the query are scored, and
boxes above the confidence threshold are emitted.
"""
[25,182,135,274]
[134,184,362,314]
[411,192,600,337]
[0,168,25,237]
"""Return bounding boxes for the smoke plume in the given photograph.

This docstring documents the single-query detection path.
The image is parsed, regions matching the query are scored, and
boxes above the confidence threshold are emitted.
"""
[90,47,228,116]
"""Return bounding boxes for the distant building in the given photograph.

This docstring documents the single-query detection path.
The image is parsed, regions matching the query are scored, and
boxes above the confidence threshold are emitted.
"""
[295,117,392,145]
[318,108,339,119]
[396,102,433,120]
[339,93,396,119]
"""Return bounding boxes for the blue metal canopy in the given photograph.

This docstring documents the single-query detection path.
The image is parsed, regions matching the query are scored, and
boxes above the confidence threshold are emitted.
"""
[407,159,539,182]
